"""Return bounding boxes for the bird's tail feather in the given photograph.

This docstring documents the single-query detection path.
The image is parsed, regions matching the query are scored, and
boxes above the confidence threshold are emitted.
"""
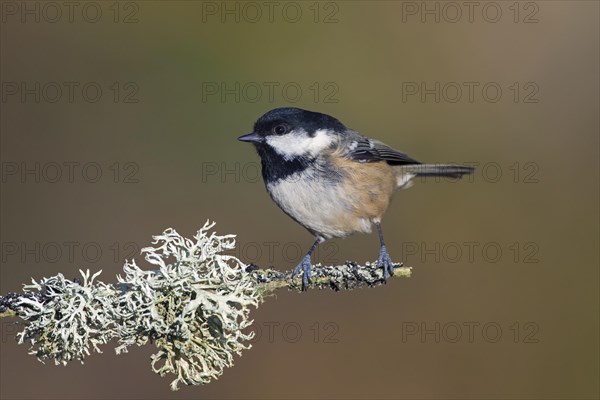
[401,164,475,179]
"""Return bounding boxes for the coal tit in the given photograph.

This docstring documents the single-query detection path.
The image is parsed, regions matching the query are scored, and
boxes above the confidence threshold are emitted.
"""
[239,107,474,289]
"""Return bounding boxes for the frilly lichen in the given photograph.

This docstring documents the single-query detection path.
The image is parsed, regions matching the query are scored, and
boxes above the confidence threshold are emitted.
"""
[3,220,412,391]
[16,269,114,365]
[14,221,262,391]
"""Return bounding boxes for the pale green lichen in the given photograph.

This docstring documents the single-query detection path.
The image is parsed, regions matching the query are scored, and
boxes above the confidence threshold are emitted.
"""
[16,269,115,365]
[6,221,412,391]
[113,221,261,390]
[15,221,262,391]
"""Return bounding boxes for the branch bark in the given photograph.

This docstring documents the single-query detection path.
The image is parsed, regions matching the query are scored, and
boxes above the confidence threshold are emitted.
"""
[0,262,411,319]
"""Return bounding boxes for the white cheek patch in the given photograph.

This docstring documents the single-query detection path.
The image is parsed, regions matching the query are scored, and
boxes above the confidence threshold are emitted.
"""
[266,129,335,160]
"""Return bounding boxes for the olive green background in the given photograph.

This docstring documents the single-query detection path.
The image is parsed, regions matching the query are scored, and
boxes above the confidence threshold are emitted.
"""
[0,1,598,399]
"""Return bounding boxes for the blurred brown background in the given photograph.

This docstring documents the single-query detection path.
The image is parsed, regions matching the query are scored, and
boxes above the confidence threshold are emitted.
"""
[1,1,598,399]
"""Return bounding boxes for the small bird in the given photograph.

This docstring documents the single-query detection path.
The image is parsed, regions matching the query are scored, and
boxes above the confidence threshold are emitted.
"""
[239,108,473,289]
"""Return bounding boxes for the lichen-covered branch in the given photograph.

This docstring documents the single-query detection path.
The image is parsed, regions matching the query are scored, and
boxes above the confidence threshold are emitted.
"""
[251,262,411,293]
[0,221,411,391]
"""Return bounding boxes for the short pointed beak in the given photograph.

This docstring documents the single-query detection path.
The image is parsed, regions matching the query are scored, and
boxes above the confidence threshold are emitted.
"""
[238,132,263,143]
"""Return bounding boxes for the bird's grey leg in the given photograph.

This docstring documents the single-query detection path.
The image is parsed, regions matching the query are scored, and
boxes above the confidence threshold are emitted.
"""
[293,237,324,291]
[375,222,395,281]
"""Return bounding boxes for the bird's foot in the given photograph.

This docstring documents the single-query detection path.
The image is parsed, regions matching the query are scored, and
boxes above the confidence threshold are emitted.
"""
[376,245,395,282]
[292,254,312,291]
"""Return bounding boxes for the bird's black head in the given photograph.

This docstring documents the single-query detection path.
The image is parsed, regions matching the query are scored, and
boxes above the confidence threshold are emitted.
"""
[252,107,345,138]
[238,107,345,156]
[238,108,346,181]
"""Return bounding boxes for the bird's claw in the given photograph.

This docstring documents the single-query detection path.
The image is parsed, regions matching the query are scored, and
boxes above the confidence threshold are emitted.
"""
[292,254,312,291]
[376,245,395,282]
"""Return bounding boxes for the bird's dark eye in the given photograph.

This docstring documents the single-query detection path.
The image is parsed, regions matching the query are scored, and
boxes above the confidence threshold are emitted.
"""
[273,124,287,135]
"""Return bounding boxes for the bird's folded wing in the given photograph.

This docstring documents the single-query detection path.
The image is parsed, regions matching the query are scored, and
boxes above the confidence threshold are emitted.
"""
[342,135,421,166]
